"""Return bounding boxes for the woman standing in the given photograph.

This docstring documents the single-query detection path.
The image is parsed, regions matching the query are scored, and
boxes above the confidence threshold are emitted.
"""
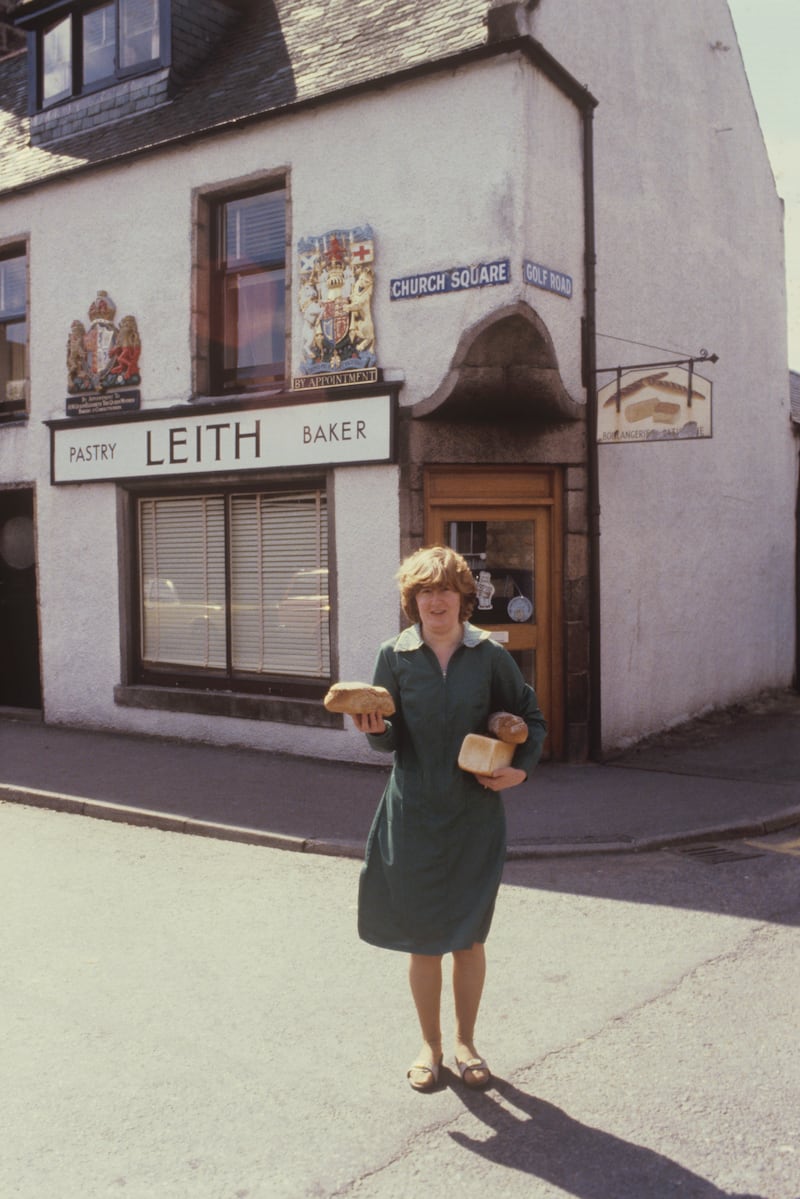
[352,546,547,1091]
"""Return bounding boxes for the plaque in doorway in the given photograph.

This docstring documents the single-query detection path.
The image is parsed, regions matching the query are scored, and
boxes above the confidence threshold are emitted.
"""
[471,568,534,625]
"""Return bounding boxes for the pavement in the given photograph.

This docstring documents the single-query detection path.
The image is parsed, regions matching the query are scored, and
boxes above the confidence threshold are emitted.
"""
[1,689,799,858]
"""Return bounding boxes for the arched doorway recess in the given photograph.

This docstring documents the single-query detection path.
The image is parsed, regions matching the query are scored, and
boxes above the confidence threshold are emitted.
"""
[400,302,590,761]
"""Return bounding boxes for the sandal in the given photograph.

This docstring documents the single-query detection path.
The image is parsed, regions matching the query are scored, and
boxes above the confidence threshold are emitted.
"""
[407,1054,443,1092]
[454,1055,491,1089]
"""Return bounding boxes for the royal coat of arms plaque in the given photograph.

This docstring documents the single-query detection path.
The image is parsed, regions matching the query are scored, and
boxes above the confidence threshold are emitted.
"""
[67,290,142,396]
[294,226,377,388]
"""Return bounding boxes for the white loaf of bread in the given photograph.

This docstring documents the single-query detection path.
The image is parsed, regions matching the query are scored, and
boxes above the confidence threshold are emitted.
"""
[323,681,395,716]
[458,734,516,775]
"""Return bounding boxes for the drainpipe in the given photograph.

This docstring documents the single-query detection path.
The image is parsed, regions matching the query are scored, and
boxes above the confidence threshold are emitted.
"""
[582,105,603,760]
[796,447,800,689]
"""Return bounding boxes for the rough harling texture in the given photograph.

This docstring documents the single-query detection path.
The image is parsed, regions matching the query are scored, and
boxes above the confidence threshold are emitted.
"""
[0,0,490,195]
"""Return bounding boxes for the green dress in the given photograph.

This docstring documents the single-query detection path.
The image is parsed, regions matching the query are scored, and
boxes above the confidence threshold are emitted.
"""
[358,622,547,955]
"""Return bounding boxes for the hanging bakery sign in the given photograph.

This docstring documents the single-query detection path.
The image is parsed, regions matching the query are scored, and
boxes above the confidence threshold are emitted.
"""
[65,290,141,416]
[293,226,378,391]
[597,366,712,443]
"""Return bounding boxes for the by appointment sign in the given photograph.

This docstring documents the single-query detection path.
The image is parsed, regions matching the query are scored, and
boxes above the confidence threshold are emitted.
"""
[50,394,394,484]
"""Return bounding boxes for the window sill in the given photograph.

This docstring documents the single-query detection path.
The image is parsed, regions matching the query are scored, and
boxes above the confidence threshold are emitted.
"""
[114,684,343,730]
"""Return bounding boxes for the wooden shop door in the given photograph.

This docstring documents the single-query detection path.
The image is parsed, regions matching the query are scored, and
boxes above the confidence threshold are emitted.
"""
[424,466,563,759]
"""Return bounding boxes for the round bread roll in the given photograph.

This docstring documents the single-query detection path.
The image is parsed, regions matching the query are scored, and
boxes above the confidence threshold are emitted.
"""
[487,711,528,744]
[323,681,395,716]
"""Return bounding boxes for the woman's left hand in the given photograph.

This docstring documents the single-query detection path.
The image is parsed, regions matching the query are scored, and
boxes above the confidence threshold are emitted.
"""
[476,766,527,792]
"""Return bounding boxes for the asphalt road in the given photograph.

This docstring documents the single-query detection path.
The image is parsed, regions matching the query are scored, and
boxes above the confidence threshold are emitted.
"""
[1,802,798,1199]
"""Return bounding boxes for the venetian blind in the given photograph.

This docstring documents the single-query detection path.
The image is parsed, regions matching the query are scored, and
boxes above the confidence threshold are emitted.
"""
[225,191,285,268]
[139,496,227,669]
[0,254,26,319]
[229,490,330,677]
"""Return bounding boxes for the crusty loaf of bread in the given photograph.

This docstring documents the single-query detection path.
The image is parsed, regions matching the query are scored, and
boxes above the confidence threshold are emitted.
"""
[487,711,528,744]
[458,734,516,775]
[323,681,395,716]
[652,400,681,424]
[624,397,659,423]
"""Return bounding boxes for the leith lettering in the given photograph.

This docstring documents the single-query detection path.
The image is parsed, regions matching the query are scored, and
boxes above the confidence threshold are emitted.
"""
[146,419,262,466]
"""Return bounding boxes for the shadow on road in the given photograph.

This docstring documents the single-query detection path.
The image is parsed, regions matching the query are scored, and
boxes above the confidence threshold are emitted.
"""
[501,842,800,928]
[449,1076,765,1199]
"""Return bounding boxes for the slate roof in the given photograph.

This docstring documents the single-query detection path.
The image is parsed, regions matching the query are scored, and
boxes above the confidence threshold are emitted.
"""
[0,1,491,196]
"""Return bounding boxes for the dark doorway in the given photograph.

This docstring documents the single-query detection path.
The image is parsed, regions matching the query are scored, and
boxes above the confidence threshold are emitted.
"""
[0,489,42,710]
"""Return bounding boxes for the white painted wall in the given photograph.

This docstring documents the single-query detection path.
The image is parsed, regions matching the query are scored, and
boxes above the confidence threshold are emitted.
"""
[0,55,582,760]
[533,0,797,745]
[2,2,794,758]
[290,56,585,407]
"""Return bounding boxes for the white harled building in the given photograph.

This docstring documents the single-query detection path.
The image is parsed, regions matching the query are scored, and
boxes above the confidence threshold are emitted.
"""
[0,0,795,770]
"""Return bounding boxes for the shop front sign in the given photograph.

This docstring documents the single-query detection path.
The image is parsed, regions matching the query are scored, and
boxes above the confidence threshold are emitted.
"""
[49,394,394,484]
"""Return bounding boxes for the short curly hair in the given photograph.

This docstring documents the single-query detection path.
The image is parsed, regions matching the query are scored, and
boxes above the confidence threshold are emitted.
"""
[396,545,477,624]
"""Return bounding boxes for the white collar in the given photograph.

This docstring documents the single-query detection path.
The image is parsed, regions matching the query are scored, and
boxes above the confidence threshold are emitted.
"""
[394,622,493,652]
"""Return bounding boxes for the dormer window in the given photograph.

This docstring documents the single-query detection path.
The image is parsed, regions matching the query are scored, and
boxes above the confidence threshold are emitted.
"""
[22,0,165,110]
[83,6,116,87]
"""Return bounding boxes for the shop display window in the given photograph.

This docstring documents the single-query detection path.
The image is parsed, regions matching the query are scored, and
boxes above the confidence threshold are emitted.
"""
[135,485,330,695]
[448,519,536,626]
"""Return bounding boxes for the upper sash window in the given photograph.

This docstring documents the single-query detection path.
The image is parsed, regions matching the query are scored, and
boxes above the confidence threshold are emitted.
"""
[212,187,287,394]
[0,248,28,423]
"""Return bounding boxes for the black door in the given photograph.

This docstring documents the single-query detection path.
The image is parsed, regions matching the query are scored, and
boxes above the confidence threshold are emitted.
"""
[0,489,42,709]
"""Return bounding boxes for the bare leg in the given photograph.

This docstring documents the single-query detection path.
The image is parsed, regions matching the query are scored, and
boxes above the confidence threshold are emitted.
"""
[408,953,443,1078]
[453,942,490,1085]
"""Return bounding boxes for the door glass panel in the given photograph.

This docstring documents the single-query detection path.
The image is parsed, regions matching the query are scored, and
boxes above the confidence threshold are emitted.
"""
[448,519,535,625]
